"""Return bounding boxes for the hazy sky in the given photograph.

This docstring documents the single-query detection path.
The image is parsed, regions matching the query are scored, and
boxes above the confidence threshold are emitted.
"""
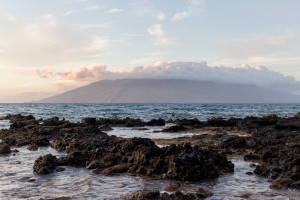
[0,0,299,102]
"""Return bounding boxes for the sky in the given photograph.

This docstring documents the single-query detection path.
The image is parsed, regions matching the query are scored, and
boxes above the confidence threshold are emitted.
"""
[0,0,300,102]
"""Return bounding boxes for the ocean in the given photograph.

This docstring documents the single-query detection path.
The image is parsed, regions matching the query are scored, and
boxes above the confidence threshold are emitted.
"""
[0,103,299,122]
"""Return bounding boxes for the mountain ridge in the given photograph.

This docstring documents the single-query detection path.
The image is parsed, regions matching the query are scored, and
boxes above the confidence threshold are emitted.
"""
[37,79,300,103]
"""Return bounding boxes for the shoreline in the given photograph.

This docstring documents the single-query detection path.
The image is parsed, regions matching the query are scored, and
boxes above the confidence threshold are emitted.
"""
[1,113,300,199]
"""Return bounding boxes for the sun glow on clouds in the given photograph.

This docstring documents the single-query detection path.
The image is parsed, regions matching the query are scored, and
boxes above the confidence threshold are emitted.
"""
[32,61,299,94]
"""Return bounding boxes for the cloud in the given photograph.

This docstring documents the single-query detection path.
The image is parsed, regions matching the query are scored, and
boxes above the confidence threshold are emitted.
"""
[172,0,204,21]
[157,12,166,20]
[106,9,123,14]
[56,63,114,82]
[172,11,190,21]
[220,33,298,58]
[0,14,110,67]
[31,66,55,79]
[147,24,174,46]
[34,61,300,94]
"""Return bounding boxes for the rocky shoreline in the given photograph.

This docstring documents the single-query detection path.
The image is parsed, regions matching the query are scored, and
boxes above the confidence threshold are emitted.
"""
[0,114,300,199]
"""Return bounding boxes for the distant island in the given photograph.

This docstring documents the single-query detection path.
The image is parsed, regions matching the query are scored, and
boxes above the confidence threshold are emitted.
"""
[36,79,300,103]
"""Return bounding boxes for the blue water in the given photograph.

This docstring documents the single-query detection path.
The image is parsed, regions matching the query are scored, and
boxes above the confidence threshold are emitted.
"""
[0,103,299,122]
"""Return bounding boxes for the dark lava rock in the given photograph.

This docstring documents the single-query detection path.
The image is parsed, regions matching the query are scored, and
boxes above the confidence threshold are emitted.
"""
[195,187,213,198]
[173,118,203,127]
[33,154,59,174]
[56,167,66,172]
[244,153,260,161]
[121,189,199,200]
[254,165,269,177]
[27,145,38,151]
[98,117,145,127]
[162,125,186,132]
[98,124,113,131]
[132,128,150,131]
[166,143,234,181]
[100,164,129,176]
[33,137,50,146]
[146,118,165,126]
[163,182,181,192]
[86,161,100,170]
[121,189,160,200]
[81,118,96,125]
[220,136,247,149]
[0,143,11,154]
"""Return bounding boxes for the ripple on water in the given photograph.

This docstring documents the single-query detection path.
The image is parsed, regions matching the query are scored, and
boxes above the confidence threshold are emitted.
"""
[0,146,143,200]
[1,147,300,199]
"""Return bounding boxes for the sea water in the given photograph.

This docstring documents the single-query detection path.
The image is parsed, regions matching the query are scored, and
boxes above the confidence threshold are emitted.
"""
[0,103,299,122]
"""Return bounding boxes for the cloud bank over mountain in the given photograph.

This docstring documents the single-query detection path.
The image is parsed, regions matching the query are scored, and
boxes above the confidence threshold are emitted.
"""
[33,61,300,94]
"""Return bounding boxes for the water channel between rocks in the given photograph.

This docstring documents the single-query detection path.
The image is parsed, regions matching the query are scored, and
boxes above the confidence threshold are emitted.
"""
[1,123,300,199]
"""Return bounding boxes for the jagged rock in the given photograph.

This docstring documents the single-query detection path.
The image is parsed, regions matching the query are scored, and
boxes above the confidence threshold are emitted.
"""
[121,189,160,200]
[146,118,165,126]
[82,118,96,125]
[98,124,113,131]
[33,154,59,174]
[220,136,247,148]
[162,125,186,132]
[100,164,129,176]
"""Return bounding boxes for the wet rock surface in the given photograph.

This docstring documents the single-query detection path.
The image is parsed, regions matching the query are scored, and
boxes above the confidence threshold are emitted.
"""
[33,153,59,174]
[0,143,11,154]
[120,189,208,200]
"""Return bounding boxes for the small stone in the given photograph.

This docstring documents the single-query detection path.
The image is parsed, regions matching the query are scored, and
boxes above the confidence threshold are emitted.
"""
[56,167,66,172]
[246,172,253,175]
[27,145,38,151]
[86,161,100,170]
[196,187,213,198]
[164,182,181,192]
[249,163,256,167]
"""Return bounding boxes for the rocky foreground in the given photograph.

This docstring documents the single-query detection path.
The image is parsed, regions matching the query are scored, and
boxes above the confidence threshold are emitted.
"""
[0,114,300,199]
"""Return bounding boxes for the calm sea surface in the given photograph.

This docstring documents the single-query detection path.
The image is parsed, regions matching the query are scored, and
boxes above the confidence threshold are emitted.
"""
[1,103,300,199]
[0,103,299,122]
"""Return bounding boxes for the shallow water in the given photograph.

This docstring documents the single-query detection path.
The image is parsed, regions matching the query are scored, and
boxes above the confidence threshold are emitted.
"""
[107,125,197,139]
[0,146,144,200]
[1,146,299,199]
[0,120,9,130]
